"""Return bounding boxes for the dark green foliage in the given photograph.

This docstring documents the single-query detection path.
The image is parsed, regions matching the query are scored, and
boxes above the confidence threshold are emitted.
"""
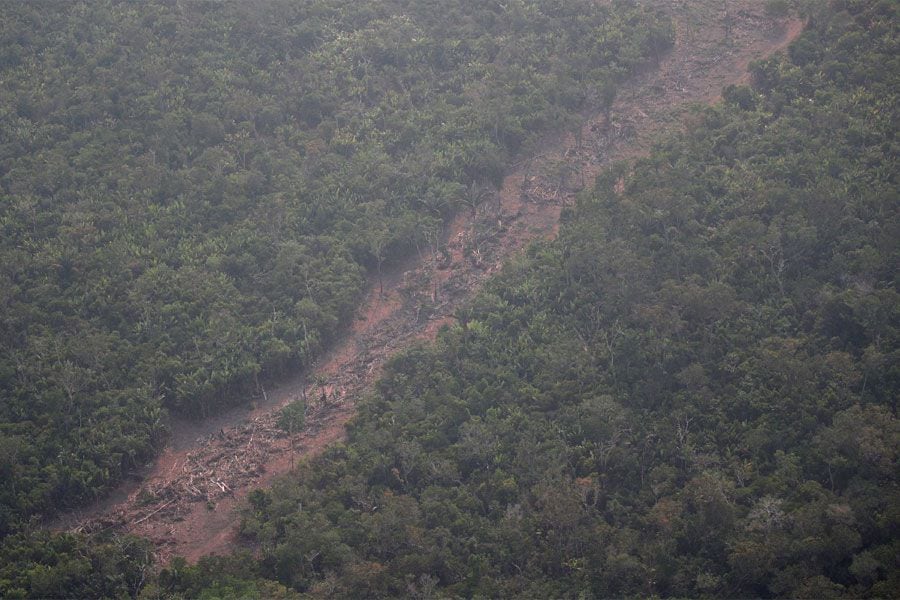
[218,2,897,597]
[145,554,299,600]
[0,530,152,599]
[5,0,899,597]
[765,0,793,19]
[0,0,671,531]
[277,401,306,435]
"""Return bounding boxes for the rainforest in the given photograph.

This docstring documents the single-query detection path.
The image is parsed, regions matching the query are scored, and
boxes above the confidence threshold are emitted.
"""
[0,0,897,598]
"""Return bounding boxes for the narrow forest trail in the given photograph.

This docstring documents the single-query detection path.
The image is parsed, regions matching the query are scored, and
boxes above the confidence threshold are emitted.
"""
[54,1,804,565]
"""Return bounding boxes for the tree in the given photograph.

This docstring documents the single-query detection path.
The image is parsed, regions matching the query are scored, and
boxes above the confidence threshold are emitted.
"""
[277,400,306,472]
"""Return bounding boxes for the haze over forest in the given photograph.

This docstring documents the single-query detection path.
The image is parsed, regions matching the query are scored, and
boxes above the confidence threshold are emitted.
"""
[0,0,897,598]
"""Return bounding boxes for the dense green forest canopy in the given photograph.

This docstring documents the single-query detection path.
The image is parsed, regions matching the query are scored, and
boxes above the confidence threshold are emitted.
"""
[143,1,897,597]
[0,0,671,530]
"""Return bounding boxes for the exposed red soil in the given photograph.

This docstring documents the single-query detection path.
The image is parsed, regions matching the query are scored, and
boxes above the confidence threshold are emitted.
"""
[54,1,805,566]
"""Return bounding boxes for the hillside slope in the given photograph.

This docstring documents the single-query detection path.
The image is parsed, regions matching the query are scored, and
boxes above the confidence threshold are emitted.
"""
[55,0,805,568]
[160,1,897,597]
[0,0,671,531]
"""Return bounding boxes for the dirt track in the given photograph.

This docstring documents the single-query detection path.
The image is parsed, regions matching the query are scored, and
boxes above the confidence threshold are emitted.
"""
[54,1,805,565]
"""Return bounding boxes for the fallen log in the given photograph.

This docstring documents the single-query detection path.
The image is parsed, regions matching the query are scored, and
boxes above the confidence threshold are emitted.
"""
[132,499,176,526]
